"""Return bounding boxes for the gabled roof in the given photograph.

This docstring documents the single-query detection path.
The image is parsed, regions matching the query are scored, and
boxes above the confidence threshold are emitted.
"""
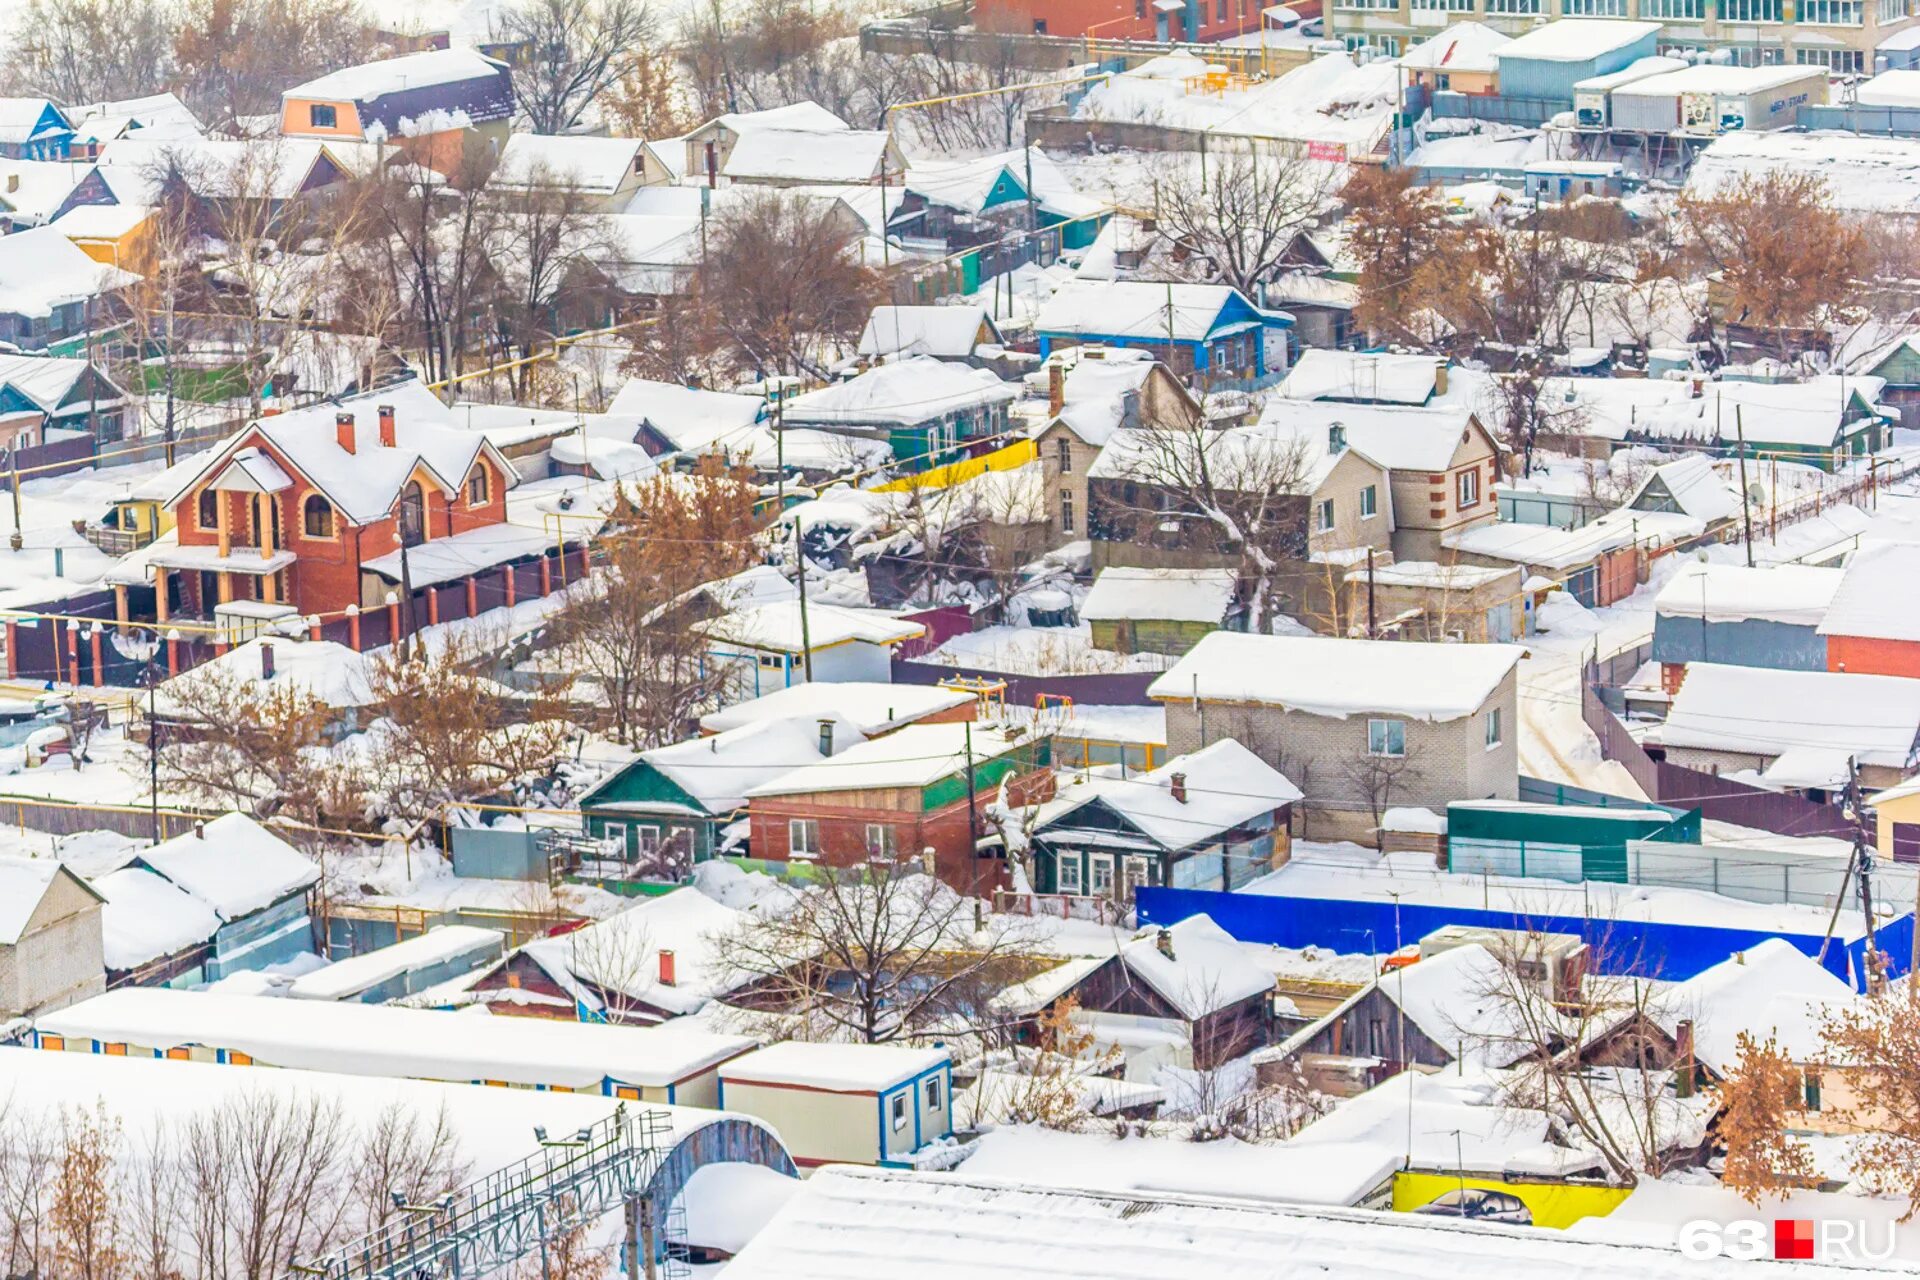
[721,129,892,184]
[1255,398,1481,474]
[1043,739,1300,852]
[0,226,137,318]
[1149,633,1524,722]
[0,98,69,145]
[595,716,865,815]
[1652,561,1842,627]
[743,722,1031,798]
[1632,376,1887,450]
[695,601,925,654]
[780,356,1016,428]
[1278,350,1444,405]
[1399,21,1511,73]
[1119,914,1275,1020]
[1625,454,1741,525]
[1035,279,1277,343]
[0,352,125,412]
[0,160,92,224]
[0,855,100,945]
[514,887,760,1017]
[607,378,766,454]
[1658,661,1920,768]
[1668,938,1856,1073]
[133,813,319,920]
[491,133,649,195]
[699,681,972,737]
[92,866,220,971]
[95,137,344,202]
[698,102,849,138]
[287,48,508,103]
[164,381,515,526]
[857,305,998,359]
[1818,542,1920,642]
[1080,566,1236,624]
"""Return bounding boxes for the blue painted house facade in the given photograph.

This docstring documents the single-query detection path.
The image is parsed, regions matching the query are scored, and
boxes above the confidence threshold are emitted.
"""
[1650,562,1843,677]
[0,99,74,159]
[1033,280,1294,388]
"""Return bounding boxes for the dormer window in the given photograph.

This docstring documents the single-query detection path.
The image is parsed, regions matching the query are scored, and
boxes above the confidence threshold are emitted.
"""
[309,103,336,129]
[1328,422,1346,454]
[197,489,218,530]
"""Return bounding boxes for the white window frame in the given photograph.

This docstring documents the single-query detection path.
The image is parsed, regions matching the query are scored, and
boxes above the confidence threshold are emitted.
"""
[637,825,661,855]
[1122,855,1152,899]
[865,823,897,859]
[789,818,821,858]
[1486,708,1503,750]
[603,822,627,854]
[1056,852,1083,894]
[1088,852,1115,896]
[1061,489,1075,534]
[1368,718,1407,758]
[924,1077,942,1109]
[891,1091,909,1131]
[1316,498,1335,532]
[1360,485,1377,519]
[1457,468,1480,509]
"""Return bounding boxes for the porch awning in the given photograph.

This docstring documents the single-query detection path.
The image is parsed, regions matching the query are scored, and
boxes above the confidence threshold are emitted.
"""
[148,545,296,577]
[209,448,293,494]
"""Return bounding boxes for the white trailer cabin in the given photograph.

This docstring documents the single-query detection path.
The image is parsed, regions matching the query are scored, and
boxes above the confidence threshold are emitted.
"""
[718,1042,953,1169]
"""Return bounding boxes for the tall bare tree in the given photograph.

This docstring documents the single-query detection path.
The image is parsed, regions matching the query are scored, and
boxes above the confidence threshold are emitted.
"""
[4,0,175,103]
[1148,149,1334,298]
[173,0,373,130]
[491,0,655,134]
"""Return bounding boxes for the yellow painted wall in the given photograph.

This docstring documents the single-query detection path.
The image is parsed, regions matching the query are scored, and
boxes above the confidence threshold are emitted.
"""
[1391,1171,1631,1230]
[1873,788,1920,859]
[874,438,1037,495]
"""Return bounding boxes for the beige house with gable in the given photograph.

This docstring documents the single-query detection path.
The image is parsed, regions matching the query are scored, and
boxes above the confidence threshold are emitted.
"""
[0,857,105,1018]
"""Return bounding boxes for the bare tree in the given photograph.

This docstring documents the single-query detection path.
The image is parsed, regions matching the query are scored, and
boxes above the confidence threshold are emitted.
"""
[1342,165,1450,347]
[491,0,655,134]
[173,0,374,130]
[179,1092,351,1279]
[50,1103,126,1280]
[0,1098,59,1278]
[1148,149,1334,299]
[487,173,619,399]
[1342,742,1418,851]
[150,661,350,823]
[345,1102,470,1241]
[1493,358,1588,480]
[715,859,1044,1045]
[4,0,174,103]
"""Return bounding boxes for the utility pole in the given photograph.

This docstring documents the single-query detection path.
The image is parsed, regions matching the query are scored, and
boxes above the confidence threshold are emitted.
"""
[1734,408,1755,568]
[792,512,813,683]
[1366,547,1378,639]
[398,539,419,664]
[963,719,978,859]
[8,452,20,550]
[1846,758,1883,994]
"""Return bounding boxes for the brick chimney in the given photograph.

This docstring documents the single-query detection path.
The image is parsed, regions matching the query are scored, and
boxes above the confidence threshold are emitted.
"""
[260,640,275,681]
[1170,771,1187,804]
[1048,362,1065,418]
[336,412,356,454]
[657,949,677,987]
[378,404,397,449]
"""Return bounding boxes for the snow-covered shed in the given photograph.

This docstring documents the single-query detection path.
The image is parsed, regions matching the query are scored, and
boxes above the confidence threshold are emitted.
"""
[1277,349,1449,406]
[32,986,757,1104]
[1148,634,1523,843]
[856,305,1001,362]
[718,1042,952,1169]
[777,356,1017,473]
[699,681,974,738]
[1080,565,1240,656]
[127,813,320,980]
[1655,662,1920,793]
[287,925,504,1004]
[0,856,104,1017]
[90,866,220,988]
[1650,561,1843,676]
[694,601,926,690]
[1817,541,1920,679]
[1033,740,1300,900]
[1627,375,1890,472]
[489,133,667,209]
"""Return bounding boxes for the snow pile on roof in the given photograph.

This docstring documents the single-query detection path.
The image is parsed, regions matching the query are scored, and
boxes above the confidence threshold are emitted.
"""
[1036,279,1260,343]
[696,601,924,653]
[1857,67,1920,108]
[1257,398,1478,473]
[1529,375,1692,441]
[1072,50,1396,147]
[678,1163,802,1256]
[699,682,972,736]
[287,48,506,101]
[1086,420,1322,496]
[1383,943,1544,1068]
[491,133,646,193]
[1614,63,1815,99]
[781,357,1015,427]
[1400,21,1511,73]
[723,129,888,183]
[1444,505,1700,570]
[34,987,756,1090]
[286,925,501,1001]
[0,352,118,414]
[1288,1069,1545,1167]
[857,305,993,359]
[91,866,221,970]
[903,148,1097,220]
[95,137,338,202]
[1050,349,1166,447]
[1818,541,1920,641]
[1668,938,1855,1074]
[1493,18,1659,62]
[1627,454,1741,525]
[157,638,375,714]
[1652,561,1843,626]
[1149,633,1522,722]
[1688,131,1920,216]
[744,722,1031,797]
[136,813,319,919]
[1081,566,1236,624]
[1046,740,1300,852]
[0,226,138,318]
[630,716,865,814]
[0,98,65,146]
[0,855,66,944]
[606,377,766,454]
[705,102,849,136]
[1343,561,1513,591]
[517,887,760,1018]
[1120,914,1275,1020]
[1659,662,1920,768]
[720,1041,947,1091]
[1279,350,1443,405]
[1631,376,1883,450]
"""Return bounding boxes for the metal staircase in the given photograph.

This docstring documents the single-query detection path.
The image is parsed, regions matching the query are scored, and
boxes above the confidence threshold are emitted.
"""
[291,1104,672,1280]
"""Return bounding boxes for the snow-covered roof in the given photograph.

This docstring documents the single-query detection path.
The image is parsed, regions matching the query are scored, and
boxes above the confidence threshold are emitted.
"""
[1859,67,1920,107]
[1687,131,1920,216]
[0,160,92,225]
[1036,279,1275,343]
[0,98,65,145]
[1381,943,1542,1068]
[1148,633,1522,722]
[699,681,972,736]
[1048,349,1167,448]
[1342,560,1514,590]
[491,133,648,194]
[720,1041,947,1092]
[165,381,513,527]
[515,887,760,1017]
[35,987,756,1089]
[703,102,849,137]
[695,601,924,654]
[606,377,765,453]
[1400,21,1511,73]
[1658,662,1920,768]
[1442,506,1700,570]
[1613,63,1819,99]
[628,716,864,815]
[857,305,995,359]
[95,137,342,202]
[1818,541,1920,641]
[1287,1070,1548,1170]
[1669,938,1855,1073]
[743,722,1031,798]
[781,356,1016,428]
[1279,350,1444,405]
[1572,54,1687,92]
[135,813,319,920]
[360,520,587,587]
[91,866,221,971]
[1080,566,1236,624]
[156,637,376,713]
[1493,18,1659,62]
[1626,454,1741,526]
[1652,561,1842,627]
[1256,398,1480,474]
[286,925,501,1001]
[0,225,137,318]
[286,48,506,102]
[722,129,889,183]
[1044,739,1300,852]
[51,202,153,241]
[0,855,80,945]
[0,351,120,412]
[1120,913,1275,1020]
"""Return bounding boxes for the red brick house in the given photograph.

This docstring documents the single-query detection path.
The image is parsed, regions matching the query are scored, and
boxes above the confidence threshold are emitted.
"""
[743,722,1053,894]
[141,383,518,625]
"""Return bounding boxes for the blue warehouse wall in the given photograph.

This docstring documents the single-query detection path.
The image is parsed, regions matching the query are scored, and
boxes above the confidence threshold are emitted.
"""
[1650,616,1827,672]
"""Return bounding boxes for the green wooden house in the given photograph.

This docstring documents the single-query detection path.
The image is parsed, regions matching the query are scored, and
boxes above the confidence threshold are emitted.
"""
[577,715,862,891]
[777,356,1018,473]
[1081,566,1242,658]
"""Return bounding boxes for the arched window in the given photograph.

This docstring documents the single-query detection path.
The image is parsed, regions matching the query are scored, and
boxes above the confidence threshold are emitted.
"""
[466,464,489,506]
[399,481,425,546]
[303,494,334,538]
[197,489,218,530]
